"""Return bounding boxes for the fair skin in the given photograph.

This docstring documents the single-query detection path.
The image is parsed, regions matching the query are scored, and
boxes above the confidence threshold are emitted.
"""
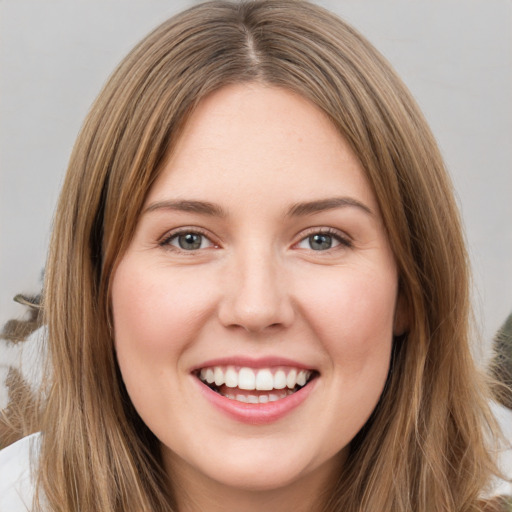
[112,83,402,512]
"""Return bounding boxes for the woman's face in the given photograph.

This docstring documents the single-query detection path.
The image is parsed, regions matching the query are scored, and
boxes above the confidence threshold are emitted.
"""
[112,84,402,502]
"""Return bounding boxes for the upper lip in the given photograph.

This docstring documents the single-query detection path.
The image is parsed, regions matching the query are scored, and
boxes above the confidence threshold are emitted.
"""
[190,356,317,373]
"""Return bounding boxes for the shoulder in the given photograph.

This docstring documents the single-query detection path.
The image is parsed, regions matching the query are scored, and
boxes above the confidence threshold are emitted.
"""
[0,432,40,512]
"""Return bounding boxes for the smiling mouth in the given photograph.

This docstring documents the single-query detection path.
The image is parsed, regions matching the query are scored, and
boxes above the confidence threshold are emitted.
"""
[195,366,317,404]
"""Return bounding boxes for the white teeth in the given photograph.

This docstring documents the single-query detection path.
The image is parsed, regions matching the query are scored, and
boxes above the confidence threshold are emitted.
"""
[198,365,313,392]
[297,370,307,387]
[221,388,294,403]
[238,367,256,390]
[286,369,297,389]
[205,368,215,384]
[255,369,274,390]
[225,366,238,388]
[214,367,224,386]
[273,370,287,389]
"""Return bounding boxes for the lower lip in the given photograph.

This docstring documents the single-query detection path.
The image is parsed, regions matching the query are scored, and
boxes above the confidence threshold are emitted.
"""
[194,377,317,425]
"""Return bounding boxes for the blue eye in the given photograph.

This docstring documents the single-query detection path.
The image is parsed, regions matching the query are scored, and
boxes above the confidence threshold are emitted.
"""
[164,232,214,251]
[308,233,335,251]
[296,230,349,251]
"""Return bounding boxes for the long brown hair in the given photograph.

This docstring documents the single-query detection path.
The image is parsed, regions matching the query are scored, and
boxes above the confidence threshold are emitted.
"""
[38,1,502,510]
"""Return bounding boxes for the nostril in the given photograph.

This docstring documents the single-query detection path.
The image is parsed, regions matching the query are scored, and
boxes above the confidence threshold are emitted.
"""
[217,265,295,332]
[218,299,295,333]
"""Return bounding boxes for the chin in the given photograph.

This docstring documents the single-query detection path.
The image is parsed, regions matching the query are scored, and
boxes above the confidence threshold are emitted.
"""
[163,437,346,497]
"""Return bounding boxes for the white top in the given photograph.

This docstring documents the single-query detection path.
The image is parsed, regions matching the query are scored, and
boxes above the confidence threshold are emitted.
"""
[0,433,39,512]
[491,402,512,497]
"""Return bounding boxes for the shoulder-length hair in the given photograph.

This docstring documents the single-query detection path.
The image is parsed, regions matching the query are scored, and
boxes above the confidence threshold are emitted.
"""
[38,1,500,510]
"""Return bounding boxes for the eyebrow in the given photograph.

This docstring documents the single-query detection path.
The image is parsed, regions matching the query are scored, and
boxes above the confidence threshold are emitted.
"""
[286,197,373,217]
[143,199,228,217]
[143,196,373,218]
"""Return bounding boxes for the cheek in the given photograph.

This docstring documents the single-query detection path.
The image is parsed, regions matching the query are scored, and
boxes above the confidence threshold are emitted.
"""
[296,265,397,373]
[289,265,397,456]
[111,260,218,366]
[110,259,223,434]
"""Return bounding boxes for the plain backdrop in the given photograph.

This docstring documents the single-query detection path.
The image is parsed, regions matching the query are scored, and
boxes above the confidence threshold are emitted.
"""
[1,0,511,362]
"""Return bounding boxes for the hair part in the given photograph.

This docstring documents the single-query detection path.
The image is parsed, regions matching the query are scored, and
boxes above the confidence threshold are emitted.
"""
[39,1,502,510]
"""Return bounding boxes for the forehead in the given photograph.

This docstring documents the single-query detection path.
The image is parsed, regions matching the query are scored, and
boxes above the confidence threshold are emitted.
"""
[147,83,377,214]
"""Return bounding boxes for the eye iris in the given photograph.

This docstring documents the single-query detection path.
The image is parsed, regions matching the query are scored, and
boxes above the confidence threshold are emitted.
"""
[178,233,202,250]
[309,234,332,250]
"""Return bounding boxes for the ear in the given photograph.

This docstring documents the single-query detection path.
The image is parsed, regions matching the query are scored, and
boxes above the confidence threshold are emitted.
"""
[393,291,409,337]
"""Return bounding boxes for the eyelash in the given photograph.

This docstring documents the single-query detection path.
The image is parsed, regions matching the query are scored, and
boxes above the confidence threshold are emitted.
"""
[158,227,217,254]
[158,227,352,254]
[295,227,353,252]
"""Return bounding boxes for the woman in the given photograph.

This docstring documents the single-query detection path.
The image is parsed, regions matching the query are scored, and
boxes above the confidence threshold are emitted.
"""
[0,1,509,510]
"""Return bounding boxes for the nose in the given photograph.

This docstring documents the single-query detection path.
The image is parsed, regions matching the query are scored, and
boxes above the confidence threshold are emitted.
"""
[217,249,295,333]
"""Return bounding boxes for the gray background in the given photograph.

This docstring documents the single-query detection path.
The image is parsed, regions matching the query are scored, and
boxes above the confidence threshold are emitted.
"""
[1,0,511,362]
